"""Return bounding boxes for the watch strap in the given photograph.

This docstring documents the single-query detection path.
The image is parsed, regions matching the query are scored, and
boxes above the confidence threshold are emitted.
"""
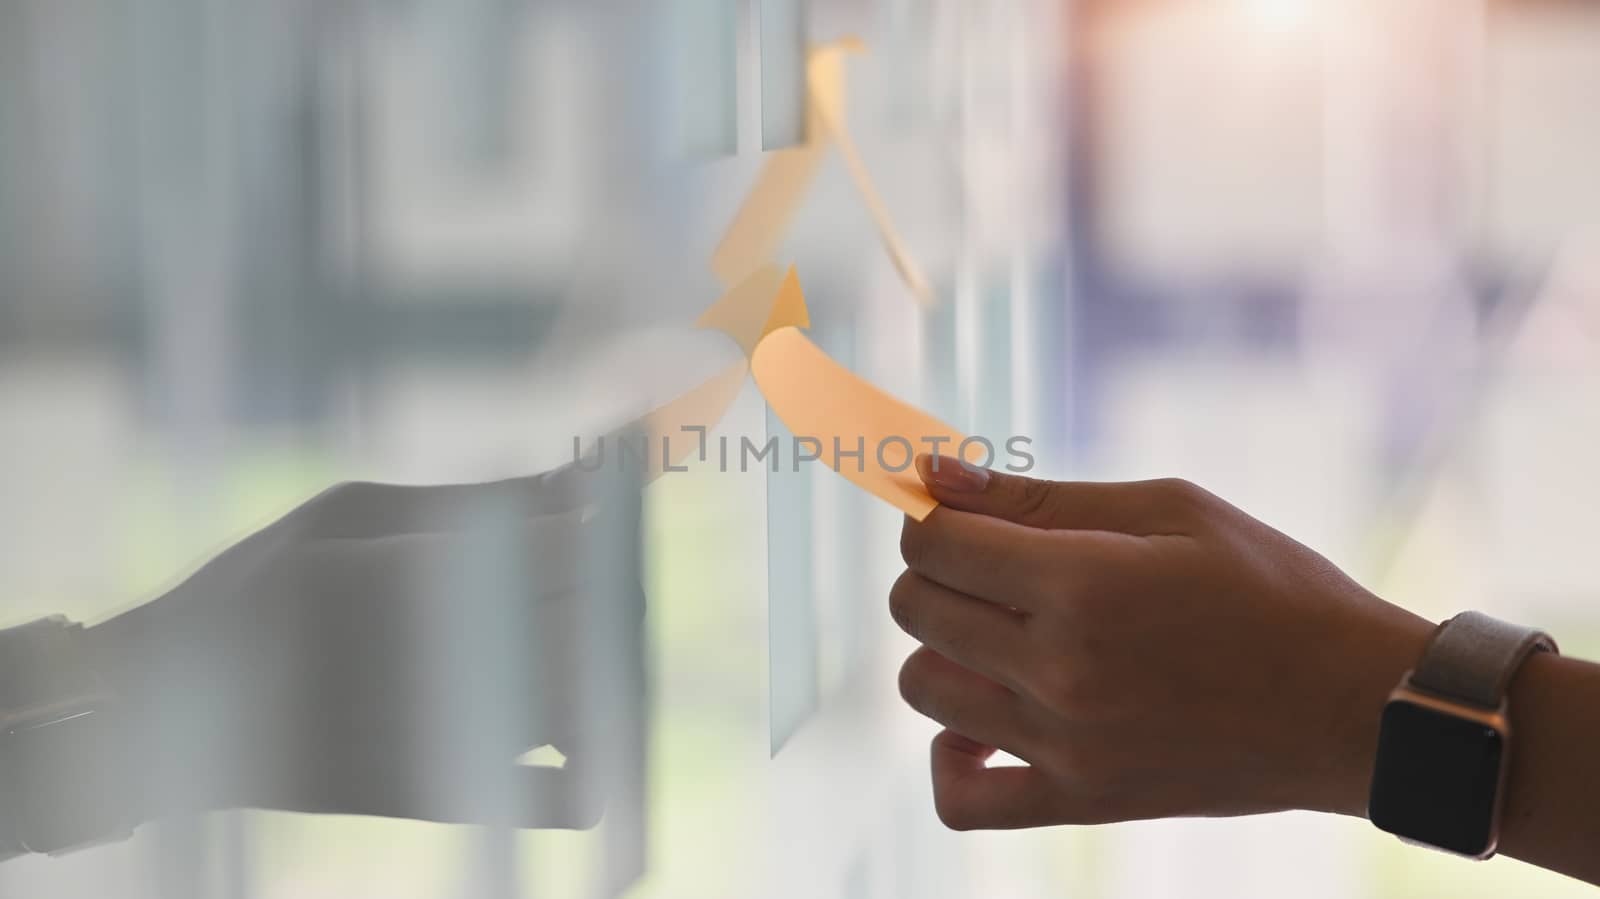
[1408,611,1558,710]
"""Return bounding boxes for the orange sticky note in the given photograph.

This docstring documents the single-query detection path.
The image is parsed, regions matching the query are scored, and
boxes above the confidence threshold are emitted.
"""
[808,49,934,308]
[710,37,932,306]
[708,41,846,288]
[635,33,950,510]
[696,264,810,355]
[710,145,827,289]
[613,265,959,518]
[637,359,751,479]
[752,325,965,521]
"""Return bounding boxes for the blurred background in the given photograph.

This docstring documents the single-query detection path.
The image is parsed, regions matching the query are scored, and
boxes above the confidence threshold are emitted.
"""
[3,0,1600,896]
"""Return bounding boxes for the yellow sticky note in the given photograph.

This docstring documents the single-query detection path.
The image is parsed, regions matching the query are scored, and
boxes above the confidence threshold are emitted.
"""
[630,264,813,478]
[711,37,931,308]
[645,33,949,511]
[697,264,810,356]
[710,144,827,288]
[709,42,849,287]
[619,264,958,518]
[638,359,751,479]
[808,44,934,307]
[825,125,935,307]
[752,325,966,521]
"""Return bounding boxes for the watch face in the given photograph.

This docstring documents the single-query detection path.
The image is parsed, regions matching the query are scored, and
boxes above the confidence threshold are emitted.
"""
[1368,699,1504,856]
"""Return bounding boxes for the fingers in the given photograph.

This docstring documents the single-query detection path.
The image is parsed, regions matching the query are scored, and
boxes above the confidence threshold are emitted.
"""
[900,506,1131,610]
[915,454,1211,536]
[889,571,1029,689]
[296,464,628,541]
[929,729,1061,831]
[898,647,1032,757]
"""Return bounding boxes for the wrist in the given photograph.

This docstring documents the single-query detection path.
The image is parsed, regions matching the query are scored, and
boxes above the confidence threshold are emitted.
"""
[1307,604,1435,819]
[1494,648,1564,860]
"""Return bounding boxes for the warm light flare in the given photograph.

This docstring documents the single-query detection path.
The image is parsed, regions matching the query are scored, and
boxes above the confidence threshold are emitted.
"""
[1241,0,1317,34]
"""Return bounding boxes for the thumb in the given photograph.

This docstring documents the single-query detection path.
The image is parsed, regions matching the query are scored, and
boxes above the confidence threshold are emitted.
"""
[914,454,1183,535]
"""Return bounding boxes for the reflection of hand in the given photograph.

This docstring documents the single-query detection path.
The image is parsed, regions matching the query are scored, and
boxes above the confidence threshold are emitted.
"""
[892,455,1432,830]
[88,466,640,830]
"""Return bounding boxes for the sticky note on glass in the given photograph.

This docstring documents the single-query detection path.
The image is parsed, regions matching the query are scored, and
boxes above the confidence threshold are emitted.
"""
[726,269,961,520]
[752,325,963,521]
[710,38,933,307]
[639,264,963,519]
[630,264,810,478]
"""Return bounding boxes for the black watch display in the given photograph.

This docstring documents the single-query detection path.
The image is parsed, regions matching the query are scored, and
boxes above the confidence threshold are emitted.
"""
[1368,611,1557,859]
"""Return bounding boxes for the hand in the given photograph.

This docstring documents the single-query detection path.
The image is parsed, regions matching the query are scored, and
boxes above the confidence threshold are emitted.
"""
[892,455,1434,830]
[88,465,643,830]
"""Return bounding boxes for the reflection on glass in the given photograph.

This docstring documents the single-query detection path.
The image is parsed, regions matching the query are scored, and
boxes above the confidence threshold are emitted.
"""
[759,0,806,150]
[673,0,738,157]
[766,408,820,755]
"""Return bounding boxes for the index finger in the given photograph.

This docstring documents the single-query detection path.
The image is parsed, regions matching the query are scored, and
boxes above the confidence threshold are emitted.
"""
[901,506,1141,611]
[899,506,1065,610]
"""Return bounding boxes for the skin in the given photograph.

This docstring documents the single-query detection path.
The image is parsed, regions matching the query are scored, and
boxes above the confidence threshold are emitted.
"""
[893,454,1600,885]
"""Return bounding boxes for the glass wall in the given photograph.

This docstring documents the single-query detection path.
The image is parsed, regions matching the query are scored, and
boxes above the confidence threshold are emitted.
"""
[2,0,1598,896]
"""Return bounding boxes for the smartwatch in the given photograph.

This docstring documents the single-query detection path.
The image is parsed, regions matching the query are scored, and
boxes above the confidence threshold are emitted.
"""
[0,615,135,857]
[1368,611,1557,859]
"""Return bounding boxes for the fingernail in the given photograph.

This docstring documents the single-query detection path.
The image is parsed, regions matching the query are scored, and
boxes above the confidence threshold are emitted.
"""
[915,453,989,492]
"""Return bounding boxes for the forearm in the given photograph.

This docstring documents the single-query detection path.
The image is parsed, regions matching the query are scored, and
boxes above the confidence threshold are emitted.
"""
[1306,604,1434,820]
[1495,652,1600,884]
